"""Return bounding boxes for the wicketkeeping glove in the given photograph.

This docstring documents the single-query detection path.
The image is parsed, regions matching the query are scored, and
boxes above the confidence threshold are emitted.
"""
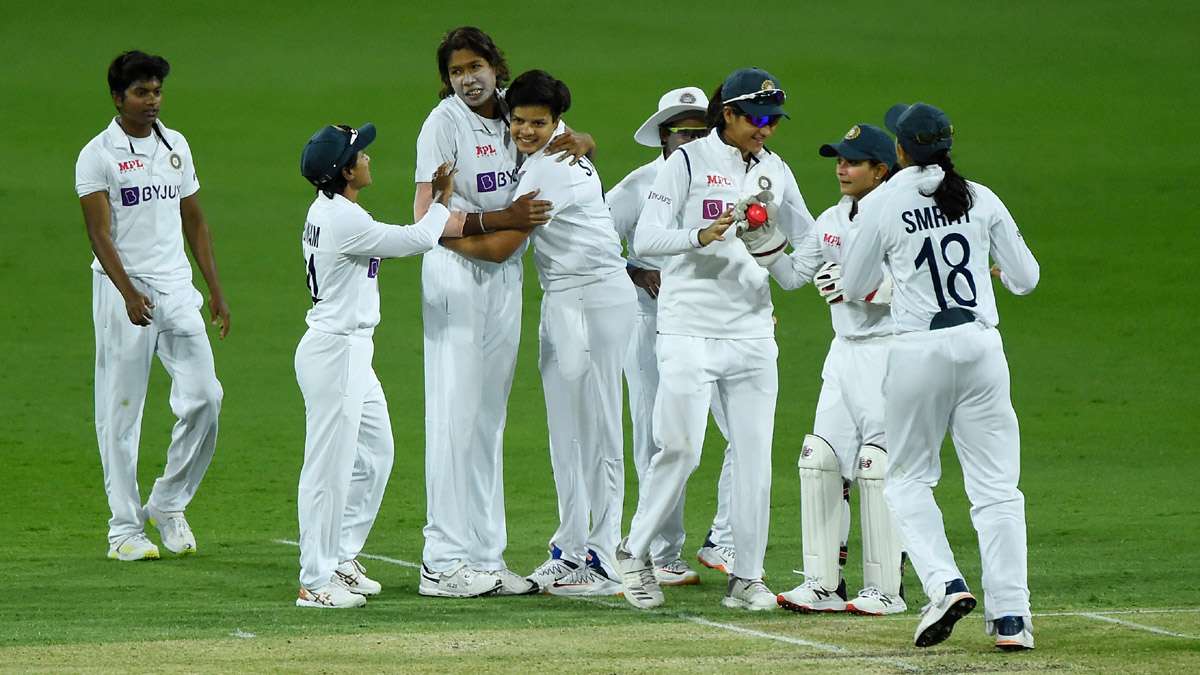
[732,190,780,235]
[863,271,893,305]
[814,261,845,304]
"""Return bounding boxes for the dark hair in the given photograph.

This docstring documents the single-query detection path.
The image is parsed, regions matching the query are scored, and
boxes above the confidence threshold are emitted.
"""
[108,50,170,96]
[705,84,727,131]
[915,150,974,221]
[504,70,571,119]
[436,26,510,99]
[318,150,359,200]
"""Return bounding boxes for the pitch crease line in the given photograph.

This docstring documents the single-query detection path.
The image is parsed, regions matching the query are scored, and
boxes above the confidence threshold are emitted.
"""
[1078,612,1200,639]
[272,538,421,569]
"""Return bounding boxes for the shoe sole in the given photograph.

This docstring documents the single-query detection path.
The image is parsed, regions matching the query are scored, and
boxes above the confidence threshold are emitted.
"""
[494,583,540,596]
[657,574,701,587]
[996,638,1034,651]
[418,582,503,598]
[696,555,730,574]
[846,602,907,616]
[107,549,160,561]
[777,595,846,614]
[723,597,777,611]
[915,596,977,647]
[295,598,366,608]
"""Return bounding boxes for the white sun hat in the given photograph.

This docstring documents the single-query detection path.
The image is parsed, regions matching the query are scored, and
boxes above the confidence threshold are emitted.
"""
[633,86,709,147]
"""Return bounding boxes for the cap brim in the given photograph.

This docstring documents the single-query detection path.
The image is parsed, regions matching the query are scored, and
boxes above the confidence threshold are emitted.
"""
[818,141,874,161]
[884,104,909,135]
[633,104,708,147]
[737,100,788,119]
[351,123,376,152]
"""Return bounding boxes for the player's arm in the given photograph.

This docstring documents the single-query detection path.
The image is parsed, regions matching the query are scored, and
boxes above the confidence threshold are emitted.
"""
[440,229,535,262]
[413,183,550,233]
[351,165,462,258]
[546,125,595,165]
[986,191,1040,295]
[767,225,822,290]
[80,192,154,327]
[840,200,887,299]
[607,181,660,298]
[180,194,230,338]
[633,150,730,256]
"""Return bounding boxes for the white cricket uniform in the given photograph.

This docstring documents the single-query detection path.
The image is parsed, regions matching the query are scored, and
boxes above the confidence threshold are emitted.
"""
[841,164,1040,622]
[517,122,636,570]
[415,94,524,574]
[75,118,222,543]
[628,130,815,580]
[295,193,449,589]
[606,157,736,563]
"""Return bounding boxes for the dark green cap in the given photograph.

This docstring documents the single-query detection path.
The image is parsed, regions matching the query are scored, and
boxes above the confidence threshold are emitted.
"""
[884,103,952,162]
[301,123,376,188]
[818,123,897,167]
[721,67,788,118]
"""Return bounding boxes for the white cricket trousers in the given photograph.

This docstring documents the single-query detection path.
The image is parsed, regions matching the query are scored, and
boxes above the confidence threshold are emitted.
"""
[883,322,1030,621]
[92,272,221,543]
[295,330,394,589]
[624,286,735,564]
[814,336,889,477]
[541,273,636,569]
[420,247,522,573]
[628,335,778,580]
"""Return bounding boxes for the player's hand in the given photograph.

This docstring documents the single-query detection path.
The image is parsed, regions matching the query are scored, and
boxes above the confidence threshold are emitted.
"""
[508,190,552,226]
[698,208,735,246]
[547,131,595,165]
[431,162,457,206]
[815,261,845,304]
[209,294,231,339]
[628,267,661,299]
[124,292,154,326]
[990,264,1003,278]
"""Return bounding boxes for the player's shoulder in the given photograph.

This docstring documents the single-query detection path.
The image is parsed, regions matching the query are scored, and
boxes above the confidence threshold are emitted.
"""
[966,179,1000,205]
[423,96,465,126]
[154,120,190,149]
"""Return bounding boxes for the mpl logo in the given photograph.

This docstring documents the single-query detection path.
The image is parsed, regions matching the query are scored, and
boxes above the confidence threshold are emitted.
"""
[367,258,380,279]
[706,174,732,187]
[823,232,841,247]
[117,159,144,173]
[701,199,734,220]
[476,144,496,157]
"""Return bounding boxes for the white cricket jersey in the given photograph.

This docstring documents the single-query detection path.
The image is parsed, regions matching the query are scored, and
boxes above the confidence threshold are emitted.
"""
[301,193,449,336]
[605,157,667,271]
[842,165,1040,333]
[75,118,200,288]
[770,196,894,339]
[516,121,626,292]
[632,129,816,339]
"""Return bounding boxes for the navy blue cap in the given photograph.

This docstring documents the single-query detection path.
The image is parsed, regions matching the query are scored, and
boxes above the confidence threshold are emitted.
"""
[884,103,953,162]
[721,67,789,119]
[301,123,377,188]
[818,123,897,167]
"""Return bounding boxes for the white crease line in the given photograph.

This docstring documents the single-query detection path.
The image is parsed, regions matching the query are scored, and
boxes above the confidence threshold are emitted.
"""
[1035,607,1200,618]
[273,538,421,569]
[1078,612,1199,639]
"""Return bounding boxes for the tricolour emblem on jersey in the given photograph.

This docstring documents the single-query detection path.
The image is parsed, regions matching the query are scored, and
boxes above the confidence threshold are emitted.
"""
[169,153,182,170]
[844,125,861,140]
[477,171,497,193]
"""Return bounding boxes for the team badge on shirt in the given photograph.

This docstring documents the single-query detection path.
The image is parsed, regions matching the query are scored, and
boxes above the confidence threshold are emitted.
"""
[169,153,182,170]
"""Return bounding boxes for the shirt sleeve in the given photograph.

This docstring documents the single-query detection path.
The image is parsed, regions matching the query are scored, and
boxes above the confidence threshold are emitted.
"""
[768,223,823,290]
[841,197,887,299]
[178,136,200,198]
[75,143,111,198]
[985,189,1040,295]
[340,203,449,258]
[776,164,816,246]
[415,110,456,183]
[605,177,641,247]
[632,150,697,256]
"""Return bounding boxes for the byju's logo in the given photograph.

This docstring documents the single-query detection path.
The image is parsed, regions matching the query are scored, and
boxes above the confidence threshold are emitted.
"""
[120,187,140,206]
[119,184,180,207]
[367,258,380,279]
[701,199,724,220]
[477,171,497,193]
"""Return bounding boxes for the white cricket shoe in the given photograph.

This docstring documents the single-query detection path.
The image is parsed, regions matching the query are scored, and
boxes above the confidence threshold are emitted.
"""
[777,578,848,613]
[722,577,777,611]
[989,615,1035,651]
[107,532,160,561]
[655,558,700,586]
[696,533,735,574]
[549,554,623,596]
[419,563,501,598]
[526,547,581,591]
[914,579,976,647]
[478,567,539,596]
[296,578,367,608]
[144,504,196,555]
[846,587,907,615]
[335,559,381,596]
[615,538,663,609]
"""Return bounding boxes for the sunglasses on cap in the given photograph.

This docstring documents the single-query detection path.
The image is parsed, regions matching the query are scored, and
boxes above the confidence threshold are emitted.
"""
[666,125,708,140]
[911,126,954,145]
[743,114,782,129]
[722,88,786,106]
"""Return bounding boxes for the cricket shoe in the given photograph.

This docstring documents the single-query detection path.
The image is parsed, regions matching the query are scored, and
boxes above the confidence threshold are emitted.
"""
[655,558,700,586]
[335,559,381,596]
[549,551,622,596]
[144,504,196,555]
[478,567,539,596]
[296,578,366,608]
[723,576,777,611]
[846,587,907,615]
[777,578,848,613]
[526,546,581,591]
[913,578,976,647]
[989,615,1035,651]
[696,532,735,574]
[615,538,663,609]
[107,532,160,561]
[418,563,502,598]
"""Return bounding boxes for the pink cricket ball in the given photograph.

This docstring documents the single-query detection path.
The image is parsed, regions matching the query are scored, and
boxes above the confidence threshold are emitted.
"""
[746,203,768,228]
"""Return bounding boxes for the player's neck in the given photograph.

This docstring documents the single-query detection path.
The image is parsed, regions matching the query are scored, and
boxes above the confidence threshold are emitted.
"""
[341,186,360,203]
[470,95,500,120]
[117,115,153,139]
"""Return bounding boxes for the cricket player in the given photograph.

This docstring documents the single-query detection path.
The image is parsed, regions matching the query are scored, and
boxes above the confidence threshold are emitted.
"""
[76,50,228,562]
[771,123,908,616]
[295,122,464,608]
[615,68,816,611]
[605,86,738,584]
[413,27,594,597]
[841,102,1039,649]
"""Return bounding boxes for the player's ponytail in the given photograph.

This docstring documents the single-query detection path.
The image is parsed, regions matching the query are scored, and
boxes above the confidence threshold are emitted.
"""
[919,150,973,222]
[705,84,725,132]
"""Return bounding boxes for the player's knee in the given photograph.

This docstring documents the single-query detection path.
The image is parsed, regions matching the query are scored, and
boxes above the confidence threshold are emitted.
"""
[855,444,888,482]
[798,434,839,472]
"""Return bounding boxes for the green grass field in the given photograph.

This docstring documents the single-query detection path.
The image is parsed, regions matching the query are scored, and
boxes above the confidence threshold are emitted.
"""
[2,1,1199,672]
